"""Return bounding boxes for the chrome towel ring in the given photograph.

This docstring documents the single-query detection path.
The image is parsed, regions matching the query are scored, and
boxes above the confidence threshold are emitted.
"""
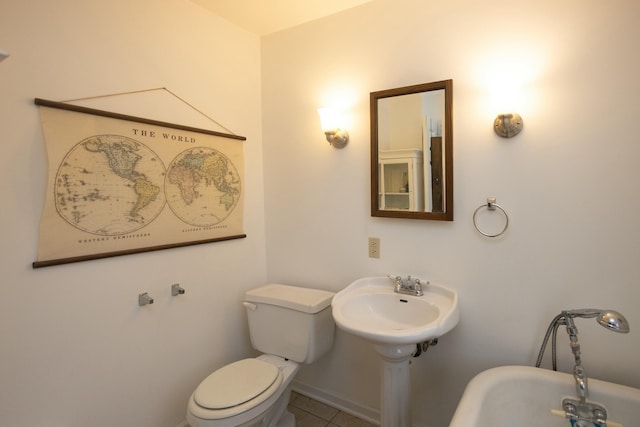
[473,197,509,238]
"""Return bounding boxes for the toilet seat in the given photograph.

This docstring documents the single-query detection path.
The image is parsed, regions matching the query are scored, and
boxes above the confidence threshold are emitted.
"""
[191,358,283,420]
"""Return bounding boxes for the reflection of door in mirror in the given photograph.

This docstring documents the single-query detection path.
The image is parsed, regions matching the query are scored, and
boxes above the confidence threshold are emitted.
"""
[421,90,446,214]
[430,137,443,212]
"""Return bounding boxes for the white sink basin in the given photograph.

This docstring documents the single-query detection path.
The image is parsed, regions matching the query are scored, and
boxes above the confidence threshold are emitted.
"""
[331,276,459,345]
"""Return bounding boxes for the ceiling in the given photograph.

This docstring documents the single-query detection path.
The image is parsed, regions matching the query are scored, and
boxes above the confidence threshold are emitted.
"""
[191,0,375,36]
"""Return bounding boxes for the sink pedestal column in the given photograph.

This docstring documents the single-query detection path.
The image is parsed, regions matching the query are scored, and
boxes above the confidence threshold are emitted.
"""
[374,344,415,427]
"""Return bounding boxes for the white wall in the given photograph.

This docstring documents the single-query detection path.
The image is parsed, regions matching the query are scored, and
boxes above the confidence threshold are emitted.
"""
[0,1,265,426]
[379,94,423,150]
[262,0,640,425]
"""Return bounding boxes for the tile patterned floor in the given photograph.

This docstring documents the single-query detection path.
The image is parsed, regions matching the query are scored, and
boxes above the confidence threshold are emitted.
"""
[288,392,377,427]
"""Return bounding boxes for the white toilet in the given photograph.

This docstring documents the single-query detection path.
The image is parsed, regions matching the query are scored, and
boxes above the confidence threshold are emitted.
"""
[187,283,336,427]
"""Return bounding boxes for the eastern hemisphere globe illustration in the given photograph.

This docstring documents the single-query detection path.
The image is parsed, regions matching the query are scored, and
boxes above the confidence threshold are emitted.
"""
[165,147,241,227]
[54,135,166,236]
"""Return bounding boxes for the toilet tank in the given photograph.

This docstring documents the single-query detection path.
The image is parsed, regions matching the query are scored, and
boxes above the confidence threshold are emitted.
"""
[243,284,335,364]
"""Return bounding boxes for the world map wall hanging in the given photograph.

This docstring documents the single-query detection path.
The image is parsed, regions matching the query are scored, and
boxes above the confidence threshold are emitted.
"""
[33,98,246,268]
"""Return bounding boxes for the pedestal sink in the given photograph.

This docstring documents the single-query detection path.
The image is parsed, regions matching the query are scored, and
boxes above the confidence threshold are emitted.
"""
[331,276,460,427]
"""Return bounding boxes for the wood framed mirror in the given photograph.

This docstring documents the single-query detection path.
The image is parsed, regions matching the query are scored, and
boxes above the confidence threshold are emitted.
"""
[370,80,453,220]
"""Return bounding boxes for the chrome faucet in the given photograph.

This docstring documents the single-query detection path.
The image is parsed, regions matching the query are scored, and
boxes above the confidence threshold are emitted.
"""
[390,275,425,296]
[564,314,588,402]
[536,308,630,406]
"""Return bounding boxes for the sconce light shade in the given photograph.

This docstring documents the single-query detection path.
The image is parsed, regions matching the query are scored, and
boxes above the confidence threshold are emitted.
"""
[318,107,349,149]
[494,113,523,138]
[0,51,9,62]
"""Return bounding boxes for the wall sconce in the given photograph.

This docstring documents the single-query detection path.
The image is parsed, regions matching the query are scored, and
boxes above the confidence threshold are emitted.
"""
[0,51,9,62]
[494,113,523,138]
[317,107,349,148]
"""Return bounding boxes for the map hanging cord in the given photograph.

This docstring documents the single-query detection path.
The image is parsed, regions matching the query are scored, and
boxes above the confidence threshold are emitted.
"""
[60,87,236,135]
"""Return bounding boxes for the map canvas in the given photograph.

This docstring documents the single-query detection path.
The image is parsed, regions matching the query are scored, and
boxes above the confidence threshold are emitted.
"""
[34,100,245,267]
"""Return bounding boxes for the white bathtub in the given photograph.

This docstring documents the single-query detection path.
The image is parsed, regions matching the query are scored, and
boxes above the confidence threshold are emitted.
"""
[450,365,640,427]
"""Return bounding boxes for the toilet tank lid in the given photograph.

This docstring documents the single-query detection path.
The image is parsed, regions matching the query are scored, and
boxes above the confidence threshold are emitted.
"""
[245,284,335,314]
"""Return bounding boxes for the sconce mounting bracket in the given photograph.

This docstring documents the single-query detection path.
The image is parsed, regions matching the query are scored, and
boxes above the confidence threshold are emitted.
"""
[325,129,349,149]
[494,113,523,138]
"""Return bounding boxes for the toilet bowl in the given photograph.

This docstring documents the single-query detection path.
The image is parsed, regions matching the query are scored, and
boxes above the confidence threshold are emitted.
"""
[187,355,299,427]
[186,284,335,427]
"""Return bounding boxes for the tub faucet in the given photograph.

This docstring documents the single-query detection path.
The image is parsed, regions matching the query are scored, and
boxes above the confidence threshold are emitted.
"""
[390,275,424,296]
[564,314,588,402]
[535,308,630,403]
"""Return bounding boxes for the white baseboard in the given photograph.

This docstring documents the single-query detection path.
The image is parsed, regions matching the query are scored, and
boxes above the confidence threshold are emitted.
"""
[292,380,380,425]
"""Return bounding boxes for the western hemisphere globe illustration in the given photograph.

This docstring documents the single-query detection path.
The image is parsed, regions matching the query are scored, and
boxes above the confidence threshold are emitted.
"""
[54,135,166,236]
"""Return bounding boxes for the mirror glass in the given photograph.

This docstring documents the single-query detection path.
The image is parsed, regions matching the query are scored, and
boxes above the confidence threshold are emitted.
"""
[371,80,453,220]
